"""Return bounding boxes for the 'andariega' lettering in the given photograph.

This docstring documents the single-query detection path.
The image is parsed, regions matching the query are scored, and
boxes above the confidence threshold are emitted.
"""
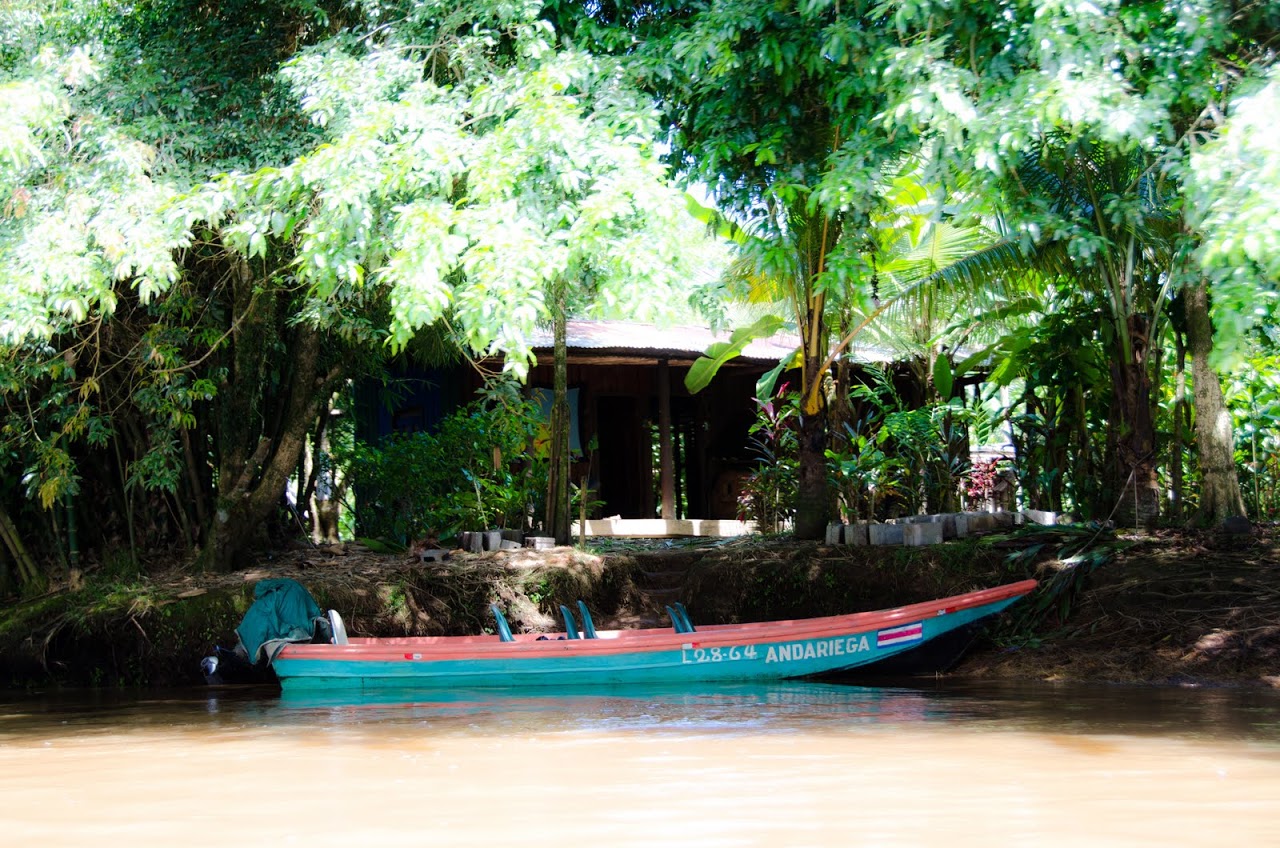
[765,635,869,663]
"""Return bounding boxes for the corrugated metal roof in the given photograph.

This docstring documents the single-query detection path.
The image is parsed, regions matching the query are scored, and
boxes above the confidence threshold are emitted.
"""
[528,320,896,363]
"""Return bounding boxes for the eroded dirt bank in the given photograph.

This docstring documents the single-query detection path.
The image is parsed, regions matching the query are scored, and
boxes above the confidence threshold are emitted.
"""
[1,525,1277,689]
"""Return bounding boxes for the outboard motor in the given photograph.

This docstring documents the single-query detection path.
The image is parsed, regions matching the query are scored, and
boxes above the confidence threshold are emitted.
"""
[200,655,220,685]
[199,642,267,685]
[200,578,337,685]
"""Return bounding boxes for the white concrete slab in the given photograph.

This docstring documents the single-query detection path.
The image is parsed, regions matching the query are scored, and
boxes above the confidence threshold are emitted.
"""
[571,518,758,537]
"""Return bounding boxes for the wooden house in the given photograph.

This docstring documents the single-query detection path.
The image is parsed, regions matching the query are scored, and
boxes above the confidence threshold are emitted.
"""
[359,321,800,528]
[520,320,797,524]
[357,320,929,534]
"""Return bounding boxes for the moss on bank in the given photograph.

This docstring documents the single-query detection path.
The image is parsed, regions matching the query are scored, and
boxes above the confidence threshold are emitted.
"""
[2,526,1276,689]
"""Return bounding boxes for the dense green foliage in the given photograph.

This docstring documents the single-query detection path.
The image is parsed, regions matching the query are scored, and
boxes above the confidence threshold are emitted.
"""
[0,0,706,585]
[344,384,547,544]
[559,0,1278,530]
[0,0,1277,594]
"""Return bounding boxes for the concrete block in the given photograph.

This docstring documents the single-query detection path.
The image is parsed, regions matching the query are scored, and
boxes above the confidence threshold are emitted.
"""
[955,512,992,537]
[932,513,958,539]
[1023,509,1059,526]
[966,511,996,532]
[499,540,522,551]
[844,522,869,546]
[992,510,1017,528]
[826,523,844,545]
[525,536,556,550]
[868,523,905,545]
[903,522,944,546]
[482,530,502,551]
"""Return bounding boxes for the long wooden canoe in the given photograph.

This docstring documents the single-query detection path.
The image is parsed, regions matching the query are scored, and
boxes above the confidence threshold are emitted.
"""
[271,579,1037,691]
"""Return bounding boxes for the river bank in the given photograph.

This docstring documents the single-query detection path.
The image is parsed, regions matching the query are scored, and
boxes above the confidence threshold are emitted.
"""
[1,524,1277,689]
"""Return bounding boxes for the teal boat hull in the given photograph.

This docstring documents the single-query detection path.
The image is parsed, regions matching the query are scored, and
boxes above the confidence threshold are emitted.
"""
[272,580,1036,692]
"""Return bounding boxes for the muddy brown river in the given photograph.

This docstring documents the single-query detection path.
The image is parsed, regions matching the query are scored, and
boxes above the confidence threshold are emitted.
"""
[2,680,1278,846]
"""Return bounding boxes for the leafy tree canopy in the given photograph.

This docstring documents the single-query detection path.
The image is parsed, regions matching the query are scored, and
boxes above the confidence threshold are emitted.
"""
[1,0,701,369]
[1187,69,1280,356]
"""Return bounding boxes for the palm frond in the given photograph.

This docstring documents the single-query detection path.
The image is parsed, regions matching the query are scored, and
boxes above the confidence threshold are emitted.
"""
[924,238,1065,301]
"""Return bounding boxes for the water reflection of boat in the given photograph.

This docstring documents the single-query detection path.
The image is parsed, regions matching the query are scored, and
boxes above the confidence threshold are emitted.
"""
[276,681,874,712]
[272,680,941,730]
[271,580,1036,692]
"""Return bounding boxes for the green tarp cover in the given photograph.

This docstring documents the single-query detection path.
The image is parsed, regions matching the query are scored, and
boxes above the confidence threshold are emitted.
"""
[236,578,325,664]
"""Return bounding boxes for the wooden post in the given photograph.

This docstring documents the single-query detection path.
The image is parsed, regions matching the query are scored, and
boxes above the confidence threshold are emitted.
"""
[547,278,571,544]
[692,393,709,519]
[658,358,675,521]
[674,416,685,520]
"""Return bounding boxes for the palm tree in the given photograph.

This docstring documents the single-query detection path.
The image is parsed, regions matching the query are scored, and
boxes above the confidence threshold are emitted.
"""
[690,169,1008,523]
[848,217,1016,513]
[928,135,1182,526]
[724,200,841,538]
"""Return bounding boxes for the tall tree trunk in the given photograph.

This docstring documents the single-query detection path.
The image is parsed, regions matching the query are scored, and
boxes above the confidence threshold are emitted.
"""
[0,541,11,596]
[1111,314,1160,528]
[1022,386,1043,509]
[180,427,209,541]
[309,399,343,544]
[1185,281,1248,526]
[795,340,831,539]
[1169,330,1188,521]
[0,505,43,591]
[545,278,571,545]
[201,318,341,571]
[827,352,853,521]
[1072,384,1092,514]
[791,206,841,539]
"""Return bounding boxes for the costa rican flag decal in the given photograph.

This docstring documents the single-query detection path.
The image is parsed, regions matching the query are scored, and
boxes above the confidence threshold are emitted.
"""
[876,622,924,648]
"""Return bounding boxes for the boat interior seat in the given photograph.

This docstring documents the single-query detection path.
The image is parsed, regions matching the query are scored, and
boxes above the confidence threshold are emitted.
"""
[559,604,581,639]
[675,602,694,632]
[665,603,696,634]
[576,600,598,639]
[328,609,349,645]
[490,603,515,642]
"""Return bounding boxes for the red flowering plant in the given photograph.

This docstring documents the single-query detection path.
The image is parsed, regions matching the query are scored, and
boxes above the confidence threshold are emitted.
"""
[963,457,1013,511]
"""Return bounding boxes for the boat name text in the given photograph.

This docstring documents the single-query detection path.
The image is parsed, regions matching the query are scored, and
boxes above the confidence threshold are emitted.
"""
[765,636,870,663]
[678,635,874,665]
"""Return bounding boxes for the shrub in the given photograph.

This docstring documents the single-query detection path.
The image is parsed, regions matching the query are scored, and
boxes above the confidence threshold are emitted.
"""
[344,383,547,544]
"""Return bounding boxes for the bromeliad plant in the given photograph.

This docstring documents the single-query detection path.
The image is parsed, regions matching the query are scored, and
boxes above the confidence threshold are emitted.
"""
[826,408,906,522]
[737,385,800,532]
[963,457,1015,512]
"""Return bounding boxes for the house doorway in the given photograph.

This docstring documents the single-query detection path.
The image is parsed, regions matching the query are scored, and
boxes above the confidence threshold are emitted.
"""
[595,396,651,518]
